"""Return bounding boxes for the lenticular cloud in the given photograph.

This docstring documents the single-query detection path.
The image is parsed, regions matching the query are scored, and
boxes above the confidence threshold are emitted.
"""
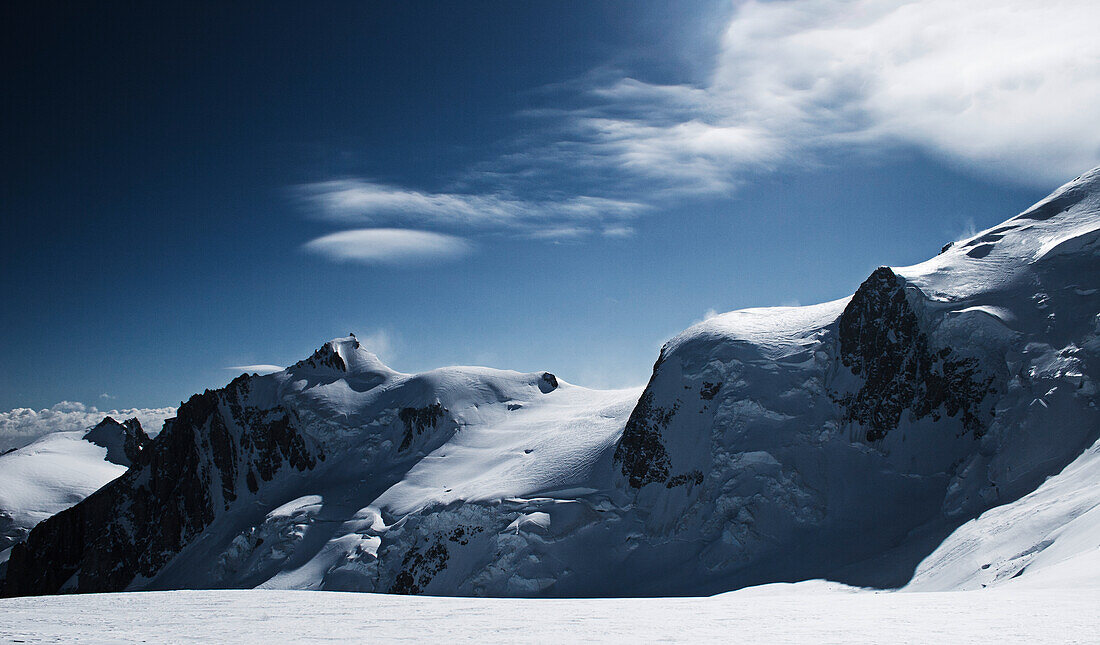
[303,228,473,266]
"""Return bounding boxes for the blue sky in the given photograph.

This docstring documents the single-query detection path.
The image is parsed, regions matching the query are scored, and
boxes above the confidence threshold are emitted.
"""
[2,1,1098,417]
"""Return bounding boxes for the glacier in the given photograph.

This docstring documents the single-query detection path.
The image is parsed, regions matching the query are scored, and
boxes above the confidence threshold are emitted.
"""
[2,167,1099,598]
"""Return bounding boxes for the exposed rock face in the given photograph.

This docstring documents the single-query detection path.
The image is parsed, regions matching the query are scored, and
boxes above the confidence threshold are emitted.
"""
[398,404,446,452]
[389,525,484,595]
[82,417,151,467]
[539,372,559,392]
[616,345,682,486]
[613,387,676,488]
[2,376,323,597]
[292,341,349,371]
[3,169,1099,600]
[835,267,997,442]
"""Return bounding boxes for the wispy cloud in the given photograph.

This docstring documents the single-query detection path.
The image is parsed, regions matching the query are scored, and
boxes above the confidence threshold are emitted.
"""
[298,180,648,238]
[225,364,284,374]
[297,1,1100,259]
[0,402,177,452]
[302,228,473,266]
[542,0,1100,191]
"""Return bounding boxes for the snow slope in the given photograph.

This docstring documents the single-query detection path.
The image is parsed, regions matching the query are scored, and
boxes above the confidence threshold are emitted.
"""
[4,167,1099,598]
[607,166,1100,593]
[1,585,1097,644]
[0,431,127,566]
[906,433,1100,591]
[2,338,644,596]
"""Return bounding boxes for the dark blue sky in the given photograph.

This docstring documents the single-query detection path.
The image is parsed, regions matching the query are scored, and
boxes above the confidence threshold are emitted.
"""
[2,2,1085,411]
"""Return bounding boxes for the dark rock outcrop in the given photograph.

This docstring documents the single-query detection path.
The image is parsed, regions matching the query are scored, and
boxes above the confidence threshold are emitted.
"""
[699,382,722,401]
[615,349,709,490]
[292,339,352,371]
[614,352,679,488]
[398,404,446,452]
[2,375,323,598]
[834,267,996,442]
[389,525,484,595]
[539,372,559,393]
[83,417,151,467]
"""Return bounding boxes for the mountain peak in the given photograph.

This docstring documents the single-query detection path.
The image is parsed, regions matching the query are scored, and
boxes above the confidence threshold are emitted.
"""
[1013,164,1100,223]
[83,416,150,467]
[6,169,1099,600]
[289,335,395,377]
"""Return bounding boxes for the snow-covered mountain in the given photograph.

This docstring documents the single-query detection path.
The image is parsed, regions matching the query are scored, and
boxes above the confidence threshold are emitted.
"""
[2,344,641,596]
[0,417,150,577]
[3,167,1099,598]
[610,167,1100,592]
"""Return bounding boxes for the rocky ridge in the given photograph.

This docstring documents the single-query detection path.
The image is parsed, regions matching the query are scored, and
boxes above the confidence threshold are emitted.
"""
[3,167,1099,597]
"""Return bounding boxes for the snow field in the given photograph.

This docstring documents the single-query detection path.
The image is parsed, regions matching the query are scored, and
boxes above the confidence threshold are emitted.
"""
[0,585,1096,644]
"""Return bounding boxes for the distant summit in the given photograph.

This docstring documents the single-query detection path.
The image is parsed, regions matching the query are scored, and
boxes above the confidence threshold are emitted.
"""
[83,417,150,467]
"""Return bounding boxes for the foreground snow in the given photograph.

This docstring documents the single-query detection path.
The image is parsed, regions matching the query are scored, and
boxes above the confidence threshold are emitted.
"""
[1,584,1096,643]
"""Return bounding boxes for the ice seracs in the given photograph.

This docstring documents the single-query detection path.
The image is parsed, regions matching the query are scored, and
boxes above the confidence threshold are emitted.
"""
[2,333,644,596]
[3,167,1099,598]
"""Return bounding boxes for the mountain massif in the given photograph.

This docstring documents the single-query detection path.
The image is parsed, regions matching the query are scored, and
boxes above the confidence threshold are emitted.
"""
[3,168,1099,598]
[0,417,149,579]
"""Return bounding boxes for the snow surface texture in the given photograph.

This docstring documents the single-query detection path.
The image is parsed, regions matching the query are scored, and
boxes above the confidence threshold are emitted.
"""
[0,416,148,574]
[608,167,1100,593]
[906,432,1100,592]
[3,167,1099,598]
[0,431,128,567]
[0,585,1096,644]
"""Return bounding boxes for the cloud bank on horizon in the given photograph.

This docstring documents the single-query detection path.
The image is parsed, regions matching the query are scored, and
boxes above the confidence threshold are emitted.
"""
[0,402,178,453]
[300,0,1100,266]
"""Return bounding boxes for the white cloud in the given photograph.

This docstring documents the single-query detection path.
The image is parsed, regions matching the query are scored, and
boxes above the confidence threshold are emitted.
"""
[225,365,284,374]
[0,402,177,452]
[297,2,1099,250]
[302,228,473,266]
[552,0,1100,190]
[299,180,648,238]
